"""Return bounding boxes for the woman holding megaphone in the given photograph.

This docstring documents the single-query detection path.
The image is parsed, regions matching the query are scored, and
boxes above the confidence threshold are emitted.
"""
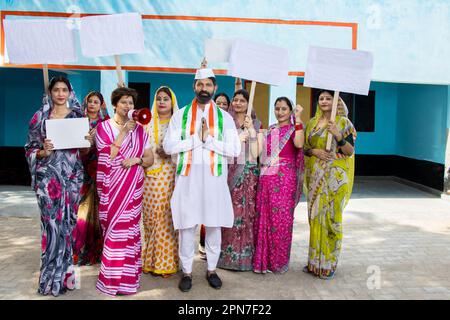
[95,86,154,296]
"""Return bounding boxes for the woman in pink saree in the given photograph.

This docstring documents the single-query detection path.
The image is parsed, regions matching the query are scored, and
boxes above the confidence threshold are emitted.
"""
[253,97,305,274]
[95,87,153,296]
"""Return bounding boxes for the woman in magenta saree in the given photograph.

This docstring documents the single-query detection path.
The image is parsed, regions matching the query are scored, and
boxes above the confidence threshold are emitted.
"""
[95,87,153,296]
[253,97,305,274]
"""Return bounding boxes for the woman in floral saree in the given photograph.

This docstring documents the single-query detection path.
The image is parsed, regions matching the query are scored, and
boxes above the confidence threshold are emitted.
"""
[73,91,109,266]
[25,76,85,296]
[253,97,305,274]
[303,90,356,279]
[217,89,261,271]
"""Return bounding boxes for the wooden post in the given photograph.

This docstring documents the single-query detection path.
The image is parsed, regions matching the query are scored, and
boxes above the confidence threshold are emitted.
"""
[325,90,340,151]
[43,64,49,94]
[201,57,208,68]
[247,80,257,117]
[114,55,124,87]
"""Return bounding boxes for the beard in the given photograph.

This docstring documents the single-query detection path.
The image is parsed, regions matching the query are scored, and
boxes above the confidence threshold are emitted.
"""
[195,90,213,104]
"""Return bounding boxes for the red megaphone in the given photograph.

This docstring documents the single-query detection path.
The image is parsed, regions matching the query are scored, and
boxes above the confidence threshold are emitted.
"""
[127,108,151,125]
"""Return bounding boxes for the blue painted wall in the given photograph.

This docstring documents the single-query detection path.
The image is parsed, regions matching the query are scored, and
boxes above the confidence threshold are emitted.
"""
[396,84,448,164]
[0,68,64,147]
[0,69,236,146]
[0,68,98,147]
[447,86,450,129]
[355,82,448,164]
[1,68,448,165]
[128,72,236,109]
[356,82,398,155]
[68,70,101,105]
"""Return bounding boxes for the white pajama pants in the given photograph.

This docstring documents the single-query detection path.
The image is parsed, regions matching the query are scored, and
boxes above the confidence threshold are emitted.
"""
[179,226,221,274]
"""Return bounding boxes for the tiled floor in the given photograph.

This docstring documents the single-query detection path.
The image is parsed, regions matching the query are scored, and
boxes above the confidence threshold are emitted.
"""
[0,178,449,300]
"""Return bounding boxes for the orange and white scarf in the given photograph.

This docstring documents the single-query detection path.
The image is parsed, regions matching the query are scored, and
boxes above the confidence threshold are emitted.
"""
[176,99,223,176]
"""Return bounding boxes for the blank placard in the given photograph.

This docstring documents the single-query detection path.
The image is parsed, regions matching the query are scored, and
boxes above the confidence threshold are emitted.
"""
[4,19,77,64]
[304,46,374,96]
[46,118,90,150]
[80,13,145,57]
[228,39,289,86]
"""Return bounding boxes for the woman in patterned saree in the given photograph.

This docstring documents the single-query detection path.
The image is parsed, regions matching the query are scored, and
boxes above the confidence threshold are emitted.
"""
[217,89,261,271]
[142,86,179,277]
[73,91,109,266]
[253,97,305,274]
[95,87,154,296]
[303,90,356,279]
[25,76,85,296]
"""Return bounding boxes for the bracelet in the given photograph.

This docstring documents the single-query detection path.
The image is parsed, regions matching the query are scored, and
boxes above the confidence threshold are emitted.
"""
[139,157,143,165]
[111,142,120,149]
[295,123,303,131]
[337,138,346,147]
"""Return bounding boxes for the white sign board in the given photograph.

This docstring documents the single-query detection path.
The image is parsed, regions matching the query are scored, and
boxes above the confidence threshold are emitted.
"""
[4,19,77,64]
[228,39,289,86]
[80,13,145,57]
[46,118,90,150]
[304,46,374,96]
[204,39,233,63]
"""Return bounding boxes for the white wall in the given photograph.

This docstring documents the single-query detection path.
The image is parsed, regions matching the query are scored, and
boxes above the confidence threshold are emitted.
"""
[1,0,449,84]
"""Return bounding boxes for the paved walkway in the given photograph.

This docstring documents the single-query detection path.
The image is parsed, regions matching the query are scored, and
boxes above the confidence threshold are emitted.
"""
[0,178,449,300]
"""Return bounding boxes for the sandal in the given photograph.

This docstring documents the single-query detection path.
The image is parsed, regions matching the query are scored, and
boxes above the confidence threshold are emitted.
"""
[319,271,335,280]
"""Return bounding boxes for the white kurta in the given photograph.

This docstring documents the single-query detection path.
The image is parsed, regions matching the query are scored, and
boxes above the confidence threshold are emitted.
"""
[163,102,241,230]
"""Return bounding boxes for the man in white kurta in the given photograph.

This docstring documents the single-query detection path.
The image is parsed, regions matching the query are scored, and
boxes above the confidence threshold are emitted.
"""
[163,68,240,292]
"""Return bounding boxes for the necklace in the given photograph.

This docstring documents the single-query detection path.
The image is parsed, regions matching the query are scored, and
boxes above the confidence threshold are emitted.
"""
[113,117,125,126]
[51,107,70,119]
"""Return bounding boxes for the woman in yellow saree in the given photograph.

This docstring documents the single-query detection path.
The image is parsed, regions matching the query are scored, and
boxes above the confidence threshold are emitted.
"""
[141,86,179,277]
[303,90,356,279]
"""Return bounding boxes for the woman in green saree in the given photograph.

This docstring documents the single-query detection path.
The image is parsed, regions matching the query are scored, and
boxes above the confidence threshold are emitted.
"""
[303,90,356,279]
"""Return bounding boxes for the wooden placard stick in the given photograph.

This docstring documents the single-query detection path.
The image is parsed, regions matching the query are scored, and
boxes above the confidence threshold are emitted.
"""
[325,90,340,151]
[114,55,125,87]
[247,80,256,117]
[43,63,49,94]
[201,57,208,68]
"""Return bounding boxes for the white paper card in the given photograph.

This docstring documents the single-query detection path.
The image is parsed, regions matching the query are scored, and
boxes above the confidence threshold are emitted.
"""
[4,19,77,64]
[204,39,233,63]
[304,46,374,96]
[228,39,289,86]
[80,13,145,57]
[46,118,90,150]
